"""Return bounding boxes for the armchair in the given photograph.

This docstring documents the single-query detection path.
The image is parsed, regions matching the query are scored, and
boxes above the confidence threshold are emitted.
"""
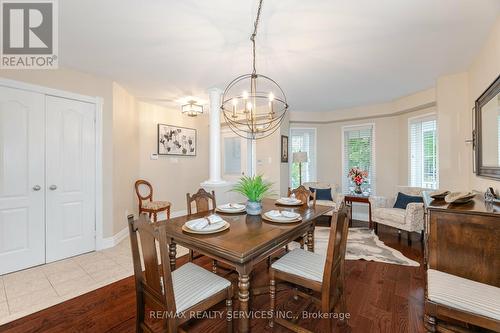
[369,186,426,244]
[303,182,342,217]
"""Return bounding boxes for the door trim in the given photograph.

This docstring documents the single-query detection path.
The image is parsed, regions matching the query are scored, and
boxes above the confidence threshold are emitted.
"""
[0,77,105,251]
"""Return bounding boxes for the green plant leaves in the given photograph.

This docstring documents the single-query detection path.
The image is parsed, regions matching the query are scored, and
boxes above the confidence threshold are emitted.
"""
[231,174,273,202]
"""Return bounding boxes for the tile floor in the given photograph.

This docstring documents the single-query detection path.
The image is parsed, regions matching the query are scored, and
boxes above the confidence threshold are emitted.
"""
[0,237,189,325]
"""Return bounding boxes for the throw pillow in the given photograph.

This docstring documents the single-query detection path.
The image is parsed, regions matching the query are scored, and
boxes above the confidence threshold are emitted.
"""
[310,187,333,201]
[393,192,423,209]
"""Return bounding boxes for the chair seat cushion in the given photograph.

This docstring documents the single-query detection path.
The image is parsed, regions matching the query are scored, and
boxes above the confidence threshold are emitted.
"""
[316,200,336,216]
[427,269,500,320]
[143,200,171,210]
[272,249,325,282]
[372,207,406,225]
[172,262,231,313]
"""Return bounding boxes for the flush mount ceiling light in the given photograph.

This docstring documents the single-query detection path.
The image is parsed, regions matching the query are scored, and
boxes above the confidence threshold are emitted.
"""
[220,0,288,140]
[181,100,203,117]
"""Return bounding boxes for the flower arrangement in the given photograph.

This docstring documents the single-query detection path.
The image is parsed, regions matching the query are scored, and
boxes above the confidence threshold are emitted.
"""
[348,167,368,194]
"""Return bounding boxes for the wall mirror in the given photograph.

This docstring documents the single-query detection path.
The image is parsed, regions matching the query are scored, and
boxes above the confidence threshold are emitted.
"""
[475,74,500,179]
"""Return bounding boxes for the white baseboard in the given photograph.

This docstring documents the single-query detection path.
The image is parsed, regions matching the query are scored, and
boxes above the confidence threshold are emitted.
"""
[96,209,189,250]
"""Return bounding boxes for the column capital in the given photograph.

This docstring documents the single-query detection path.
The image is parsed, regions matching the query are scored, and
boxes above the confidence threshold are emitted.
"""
[207,87,223,95]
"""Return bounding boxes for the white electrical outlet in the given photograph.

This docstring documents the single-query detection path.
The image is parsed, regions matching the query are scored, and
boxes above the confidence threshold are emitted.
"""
[150,153,158,160]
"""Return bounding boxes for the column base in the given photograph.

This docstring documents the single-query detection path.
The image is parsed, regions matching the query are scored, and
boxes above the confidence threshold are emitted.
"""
[201,180,245,205]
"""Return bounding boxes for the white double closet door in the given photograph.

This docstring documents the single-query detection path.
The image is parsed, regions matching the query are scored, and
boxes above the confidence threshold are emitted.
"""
[0,85,96,275]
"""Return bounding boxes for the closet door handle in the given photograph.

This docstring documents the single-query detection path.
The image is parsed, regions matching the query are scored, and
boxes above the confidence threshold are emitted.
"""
[49,185,57,191]
[33,185,41,191]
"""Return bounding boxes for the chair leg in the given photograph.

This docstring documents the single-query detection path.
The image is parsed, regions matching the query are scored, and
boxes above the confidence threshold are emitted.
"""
[153,212,158,223]
[167,207,171,219]
[398,229,402,241]
[420,230,424,242]
[299,237,305,249]
[407,231,412,246]
[226,297,233,333]
[136,289,145,333]
[424,314,436,333]
[189,250,194,262]
[269,277,276,328]
[212,260,218,274]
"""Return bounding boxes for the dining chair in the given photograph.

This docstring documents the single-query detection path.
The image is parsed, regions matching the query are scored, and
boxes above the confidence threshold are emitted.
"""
[269,203,350,332]
[288,185,316,250]
[135,179,171,223]
[186,188,218,270]
[127,214,233,333]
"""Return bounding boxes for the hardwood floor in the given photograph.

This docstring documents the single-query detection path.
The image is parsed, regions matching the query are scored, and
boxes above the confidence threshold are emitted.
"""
[0,223,425,333]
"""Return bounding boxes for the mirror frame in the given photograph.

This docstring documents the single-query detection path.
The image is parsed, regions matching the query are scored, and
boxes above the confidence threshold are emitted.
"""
[475,74,500,179]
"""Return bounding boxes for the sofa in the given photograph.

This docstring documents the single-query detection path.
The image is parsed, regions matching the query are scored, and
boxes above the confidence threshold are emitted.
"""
[369,186,426,243]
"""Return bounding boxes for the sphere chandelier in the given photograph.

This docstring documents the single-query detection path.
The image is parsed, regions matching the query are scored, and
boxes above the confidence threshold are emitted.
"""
[221,0,288,140]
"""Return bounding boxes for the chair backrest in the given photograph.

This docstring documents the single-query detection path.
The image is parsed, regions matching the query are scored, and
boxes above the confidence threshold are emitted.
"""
[128,214,176,315]
[288,185,316,207]
[396,186,427,197]
[186,188,216,215]
[135,180,153,208]
[321,202,350,311]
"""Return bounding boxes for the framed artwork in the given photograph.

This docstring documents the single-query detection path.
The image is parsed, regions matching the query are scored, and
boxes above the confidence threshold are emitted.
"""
[158,124,197,156]
[281,135,289,163]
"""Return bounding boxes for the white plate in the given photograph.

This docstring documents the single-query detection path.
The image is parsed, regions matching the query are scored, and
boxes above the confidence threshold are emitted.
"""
[263,211,301,221]
[216,203,246,213]
[276,198,303,206]
[185,217,226,232]
[182,221,230,234]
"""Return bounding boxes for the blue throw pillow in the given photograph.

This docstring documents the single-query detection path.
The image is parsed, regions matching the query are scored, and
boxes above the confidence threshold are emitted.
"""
[393,192,423,209]
[310,187,333,201]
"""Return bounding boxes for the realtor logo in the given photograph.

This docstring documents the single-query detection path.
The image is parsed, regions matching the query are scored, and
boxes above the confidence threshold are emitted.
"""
[1,0,58,69]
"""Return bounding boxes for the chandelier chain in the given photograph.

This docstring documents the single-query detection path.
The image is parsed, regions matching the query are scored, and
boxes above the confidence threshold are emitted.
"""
[250,0,264,74]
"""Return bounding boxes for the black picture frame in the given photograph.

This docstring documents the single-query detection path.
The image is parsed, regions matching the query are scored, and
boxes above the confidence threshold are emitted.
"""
[157,124,197,156]
[281,135,289,163]
[474,74,500,179]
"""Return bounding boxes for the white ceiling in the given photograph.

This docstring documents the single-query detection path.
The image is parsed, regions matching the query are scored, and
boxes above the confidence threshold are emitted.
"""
[60,0,500,112]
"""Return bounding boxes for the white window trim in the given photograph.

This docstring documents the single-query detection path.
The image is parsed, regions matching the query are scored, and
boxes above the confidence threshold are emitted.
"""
[407,113,438,188]
[289,127,317,187]
[341,123,376,195]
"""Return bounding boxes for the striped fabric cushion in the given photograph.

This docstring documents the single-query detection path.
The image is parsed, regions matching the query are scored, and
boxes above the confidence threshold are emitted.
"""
[272,249,325,282]
[427,269,500,320]
[172,262,231,313]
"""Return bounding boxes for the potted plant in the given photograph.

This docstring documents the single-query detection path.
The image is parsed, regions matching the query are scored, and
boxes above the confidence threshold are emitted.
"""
[231,175,273,215]
[348,167,368,194]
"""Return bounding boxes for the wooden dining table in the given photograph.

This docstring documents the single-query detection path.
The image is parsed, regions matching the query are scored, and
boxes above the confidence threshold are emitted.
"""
[162,198,333,333]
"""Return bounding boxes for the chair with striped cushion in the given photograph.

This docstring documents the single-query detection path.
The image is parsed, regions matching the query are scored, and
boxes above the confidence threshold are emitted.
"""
[127,214,233,333]
[269,203,350,332]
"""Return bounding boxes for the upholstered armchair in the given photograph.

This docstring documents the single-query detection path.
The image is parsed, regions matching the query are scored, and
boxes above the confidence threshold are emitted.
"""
[369,186,426,244]
[303,182,343,216]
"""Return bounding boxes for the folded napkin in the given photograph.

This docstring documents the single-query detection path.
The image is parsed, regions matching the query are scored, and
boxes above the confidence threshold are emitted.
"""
[280,197,299,203]
[220,203,245,210]
[187,214,225,231]
[266,210,298,219]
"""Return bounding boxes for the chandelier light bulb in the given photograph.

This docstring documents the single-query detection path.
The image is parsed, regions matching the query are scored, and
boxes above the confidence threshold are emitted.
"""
[268,92,274,101]
[242,91,249,100]
[232,98,238,106]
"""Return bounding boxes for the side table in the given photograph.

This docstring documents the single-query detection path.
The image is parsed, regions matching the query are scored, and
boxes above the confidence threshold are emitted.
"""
[343,194,373,229]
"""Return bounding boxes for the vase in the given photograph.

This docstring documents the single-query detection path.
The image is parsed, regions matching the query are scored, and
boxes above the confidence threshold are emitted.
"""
[246,201,262,215]
[354,184,362,194]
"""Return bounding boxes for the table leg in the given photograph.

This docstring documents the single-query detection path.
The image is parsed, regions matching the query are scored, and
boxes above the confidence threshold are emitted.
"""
[307,228,314,252]
[238,273,250,332]
[169,240,176,271]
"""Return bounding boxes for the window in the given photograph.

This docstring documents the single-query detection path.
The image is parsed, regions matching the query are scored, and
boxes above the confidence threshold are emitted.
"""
[289,128,316,188]
[409,115,438,189]
[342,125,375,194]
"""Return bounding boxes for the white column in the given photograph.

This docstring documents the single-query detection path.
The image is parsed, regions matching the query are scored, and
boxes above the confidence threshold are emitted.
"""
[203,87,226,185]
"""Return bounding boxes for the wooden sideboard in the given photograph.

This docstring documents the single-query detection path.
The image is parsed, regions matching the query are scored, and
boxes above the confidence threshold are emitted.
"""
[423,192,500,286]
[423,192,500,332]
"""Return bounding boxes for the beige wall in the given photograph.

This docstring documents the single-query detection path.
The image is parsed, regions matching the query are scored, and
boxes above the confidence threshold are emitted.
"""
[290,91,436,198]
[112,83,139,234]
[137,101,209,214]
[468,17,500,193]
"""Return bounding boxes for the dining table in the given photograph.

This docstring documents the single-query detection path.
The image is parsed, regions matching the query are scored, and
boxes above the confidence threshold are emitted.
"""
[162,198,333,333]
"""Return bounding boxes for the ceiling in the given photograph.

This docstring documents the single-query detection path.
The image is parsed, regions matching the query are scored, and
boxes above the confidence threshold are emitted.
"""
[60,0,500,112]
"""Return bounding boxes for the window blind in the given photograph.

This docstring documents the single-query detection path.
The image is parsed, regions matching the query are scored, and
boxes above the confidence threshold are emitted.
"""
[342,125,375,194]
[289,128,316,188]
[409,116,438,189]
